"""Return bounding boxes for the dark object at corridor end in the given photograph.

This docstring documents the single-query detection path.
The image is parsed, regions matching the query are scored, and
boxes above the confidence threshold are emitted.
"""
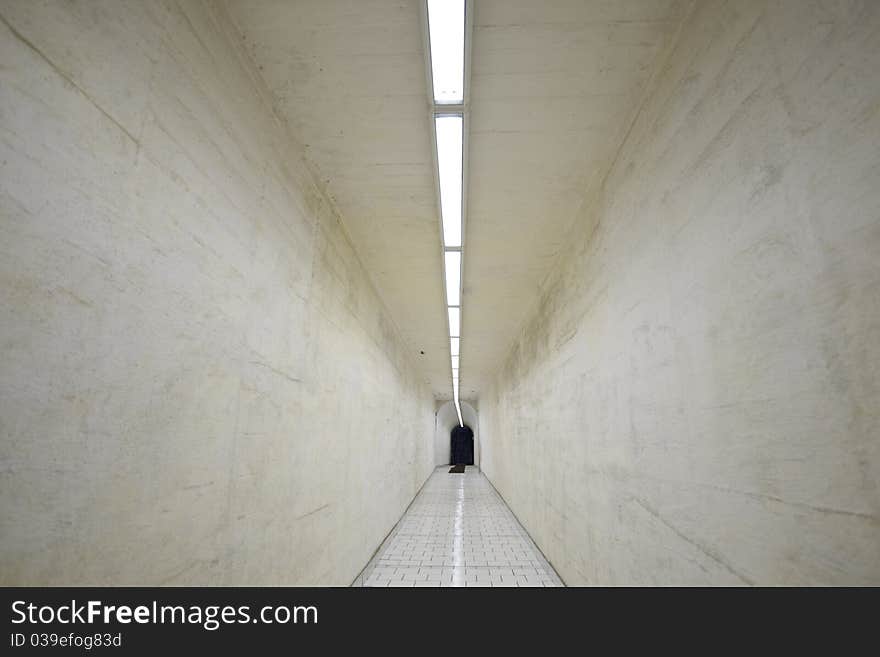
[449,464,466,473]
[450,424,474,465]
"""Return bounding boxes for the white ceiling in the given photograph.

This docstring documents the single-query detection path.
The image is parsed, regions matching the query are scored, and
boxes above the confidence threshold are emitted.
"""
[223,0,687,400]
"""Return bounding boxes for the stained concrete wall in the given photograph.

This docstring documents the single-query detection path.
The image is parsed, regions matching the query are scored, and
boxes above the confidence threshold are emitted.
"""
[0,0,434,585]
[480,0,880,585]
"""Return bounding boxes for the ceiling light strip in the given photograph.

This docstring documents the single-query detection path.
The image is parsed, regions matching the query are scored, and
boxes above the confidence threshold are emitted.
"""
[435,115,463,249]
[426,0,467,426]
[427,0,465,104]
[444,251,461,306]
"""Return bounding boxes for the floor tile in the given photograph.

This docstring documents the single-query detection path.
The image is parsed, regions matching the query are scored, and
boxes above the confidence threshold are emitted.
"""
[354,467,563,587]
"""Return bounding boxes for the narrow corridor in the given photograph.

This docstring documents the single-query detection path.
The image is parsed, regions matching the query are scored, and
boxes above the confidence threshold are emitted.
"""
[354,467,563,587]
[2,0,878,590]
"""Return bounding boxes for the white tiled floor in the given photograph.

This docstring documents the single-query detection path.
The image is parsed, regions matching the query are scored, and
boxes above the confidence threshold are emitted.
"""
[353,466,563,587]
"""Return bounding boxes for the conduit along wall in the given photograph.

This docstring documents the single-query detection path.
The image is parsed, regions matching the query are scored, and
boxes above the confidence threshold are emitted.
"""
[480,0,880,585]
[0,1,434,585]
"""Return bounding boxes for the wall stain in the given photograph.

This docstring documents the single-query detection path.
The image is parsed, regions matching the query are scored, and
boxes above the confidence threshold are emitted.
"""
[0,13,141,149]
[631,495,756,585]
[295,503,330,522]
[249,360,302,384]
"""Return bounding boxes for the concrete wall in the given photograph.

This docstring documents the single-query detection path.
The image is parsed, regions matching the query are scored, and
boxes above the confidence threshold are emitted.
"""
[0,0,434,585]
[480,0,880,585]
[434,401,479,467]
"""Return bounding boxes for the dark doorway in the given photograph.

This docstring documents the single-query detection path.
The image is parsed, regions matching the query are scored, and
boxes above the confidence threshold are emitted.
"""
[450,424,474,466]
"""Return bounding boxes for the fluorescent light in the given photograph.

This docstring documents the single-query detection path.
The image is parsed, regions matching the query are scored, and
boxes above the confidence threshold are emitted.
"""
[435,115,463,248]
[427,0,466,411]
[453,378,462,426]
[444,251,461,306]
[448,307,460,337]
[427,0,465,104]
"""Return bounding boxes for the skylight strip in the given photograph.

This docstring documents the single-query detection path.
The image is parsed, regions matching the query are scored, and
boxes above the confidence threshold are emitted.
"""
[448,307,460,338]
[444,251,461,306]
[435,115,463,248]
[426,0,465,104]
[425,0,468,408]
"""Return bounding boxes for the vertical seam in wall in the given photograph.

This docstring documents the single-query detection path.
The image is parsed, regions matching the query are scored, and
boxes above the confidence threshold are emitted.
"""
[586,0,701,222]
[202,0,323,281]
[487,0,702,396]
[481,471,566,586]
[207,0,432,389]
[349,466,437,586]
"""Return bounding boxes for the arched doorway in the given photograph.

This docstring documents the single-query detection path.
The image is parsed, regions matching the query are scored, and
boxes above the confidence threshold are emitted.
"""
[450,424,474,465]
[434,400,479,467]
